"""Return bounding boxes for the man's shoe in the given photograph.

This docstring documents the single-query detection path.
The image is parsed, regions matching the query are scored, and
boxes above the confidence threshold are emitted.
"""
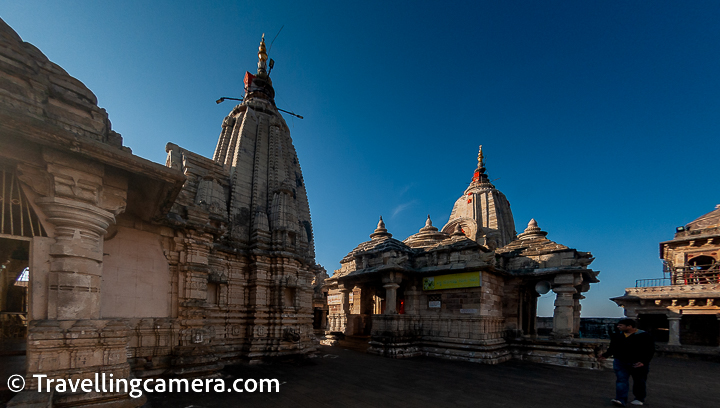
[630,401,644,406]
[611,399,625,407]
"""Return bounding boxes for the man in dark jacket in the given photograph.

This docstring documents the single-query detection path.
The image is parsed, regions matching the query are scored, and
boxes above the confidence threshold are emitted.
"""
[598,318,655,406]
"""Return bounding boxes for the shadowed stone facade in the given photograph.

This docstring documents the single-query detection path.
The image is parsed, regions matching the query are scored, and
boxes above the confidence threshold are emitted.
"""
[323,147,601,368]
[0,19,325,407]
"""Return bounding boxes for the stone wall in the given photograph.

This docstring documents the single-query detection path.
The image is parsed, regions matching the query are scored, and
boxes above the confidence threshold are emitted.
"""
[369,314,509,363]
[101,225,172,318]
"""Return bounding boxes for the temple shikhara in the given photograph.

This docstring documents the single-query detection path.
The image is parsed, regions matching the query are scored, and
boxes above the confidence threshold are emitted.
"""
[0,19,326,407]
[323,146,601,364]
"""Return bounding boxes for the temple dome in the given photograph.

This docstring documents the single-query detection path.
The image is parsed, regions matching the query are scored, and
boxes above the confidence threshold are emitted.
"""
[404,215,450,248]
[340,217,413,263]
[441,146,516,249]
[0,18,124,149]
[516,218,548,240]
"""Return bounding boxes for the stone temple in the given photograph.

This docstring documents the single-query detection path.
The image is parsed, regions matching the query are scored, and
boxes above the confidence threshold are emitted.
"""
[323,147,601,366]
[0,19,326,407]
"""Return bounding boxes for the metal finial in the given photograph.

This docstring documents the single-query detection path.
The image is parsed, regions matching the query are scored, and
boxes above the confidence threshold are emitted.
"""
[477,145,484,167]
[257,34,268,74]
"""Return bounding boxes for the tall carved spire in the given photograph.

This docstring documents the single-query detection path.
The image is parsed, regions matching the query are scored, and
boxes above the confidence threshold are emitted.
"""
[212,35,311,257]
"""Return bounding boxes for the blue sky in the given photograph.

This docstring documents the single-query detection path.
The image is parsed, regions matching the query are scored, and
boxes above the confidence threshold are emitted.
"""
[2,1,719,317]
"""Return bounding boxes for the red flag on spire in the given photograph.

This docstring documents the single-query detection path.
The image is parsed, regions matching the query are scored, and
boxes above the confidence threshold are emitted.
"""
[244,71,255,92]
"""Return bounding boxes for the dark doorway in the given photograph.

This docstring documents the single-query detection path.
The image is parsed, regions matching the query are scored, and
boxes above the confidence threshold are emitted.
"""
[680,315,719,347]
[313,308,323,330]
[638,314,669,343]
[1,238,30,338]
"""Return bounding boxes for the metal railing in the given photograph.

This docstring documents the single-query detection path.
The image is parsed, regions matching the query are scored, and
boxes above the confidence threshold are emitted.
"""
[636,264,719,287]
[671,265,720,285]
[635,278,671,288]
[1,163,47,238]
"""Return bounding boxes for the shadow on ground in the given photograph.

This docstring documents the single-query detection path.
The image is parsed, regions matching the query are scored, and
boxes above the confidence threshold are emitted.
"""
[141,345,720,408]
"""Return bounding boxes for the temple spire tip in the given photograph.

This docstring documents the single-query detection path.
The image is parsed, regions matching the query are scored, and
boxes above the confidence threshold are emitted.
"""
[257,34,268,75]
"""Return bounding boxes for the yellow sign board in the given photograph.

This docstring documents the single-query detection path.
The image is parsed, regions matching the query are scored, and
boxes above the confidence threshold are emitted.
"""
[422,272,481,291]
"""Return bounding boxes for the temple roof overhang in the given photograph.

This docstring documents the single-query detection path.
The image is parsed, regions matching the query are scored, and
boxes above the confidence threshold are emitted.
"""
[507,266,600,283]
[613,284,720,302]
[0,111,185,222]
[659,228,720,259]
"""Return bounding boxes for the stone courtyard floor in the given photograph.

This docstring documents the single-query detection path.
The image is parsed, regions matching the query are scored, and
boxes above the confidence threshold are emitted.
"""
[143,345,720,408]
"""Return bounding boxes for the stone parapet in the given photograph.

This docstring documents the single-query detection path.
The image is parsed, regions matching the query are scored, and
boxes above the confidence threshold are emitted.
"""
[23,319,143,407]
[368,314,508,363]
[509,337,606,369]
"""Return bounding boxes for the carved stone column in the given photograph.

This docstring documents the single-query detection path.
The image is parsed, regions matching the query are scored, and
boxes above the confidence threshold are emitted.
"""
[383,283,400,315]
[36,197,115,319]
[339,287,351,335]
[18,151,135,404]
[404,285,421,315]
[19,150,127,319]
[667,313,681,346]
[572,293,584,336]
[551,274,577,339]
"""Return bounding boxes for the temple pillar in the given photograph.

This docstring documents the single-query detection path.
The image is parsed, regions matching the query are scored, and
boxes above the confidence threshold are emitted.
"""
[340,287,351,334]
[572,293,584,336]
[667,313,681,346]
[18,150,142,406]
[36,197,115,319]
[383,283,399,315]
[404,286,421,315]
[551,274,577,339]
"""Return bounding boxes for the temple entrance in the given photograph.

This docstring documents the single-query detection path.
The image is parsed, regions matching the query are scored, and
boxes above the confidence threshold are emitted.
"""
[0,238,30,399]
[638,313,669,343]
[521,285,540,336]
[0,162,50,394]
[313,308,326,330]
[0,238,29,337]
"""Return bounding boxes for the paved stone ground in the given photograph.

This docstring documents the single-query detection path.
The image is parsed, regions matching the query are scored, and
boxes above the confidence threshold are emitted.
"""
[142,346,720,408]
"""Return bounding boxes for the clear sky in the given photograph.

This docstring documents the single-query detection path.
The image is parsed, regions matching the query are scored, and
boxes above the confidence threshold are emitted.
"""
[2,1,719,317]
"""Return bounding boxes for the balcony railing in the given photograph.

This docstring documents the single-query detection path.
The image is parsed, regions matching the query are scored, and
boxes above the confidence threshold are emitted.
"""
[636,264,719,287]
[671,266,720,285]
[635,278,670,288]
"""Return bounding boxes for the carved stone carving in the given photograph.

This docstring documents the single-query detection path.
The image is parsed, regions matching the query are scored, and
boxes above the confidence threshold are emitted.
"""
[16,163,53,196]
[165,143,183,171]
